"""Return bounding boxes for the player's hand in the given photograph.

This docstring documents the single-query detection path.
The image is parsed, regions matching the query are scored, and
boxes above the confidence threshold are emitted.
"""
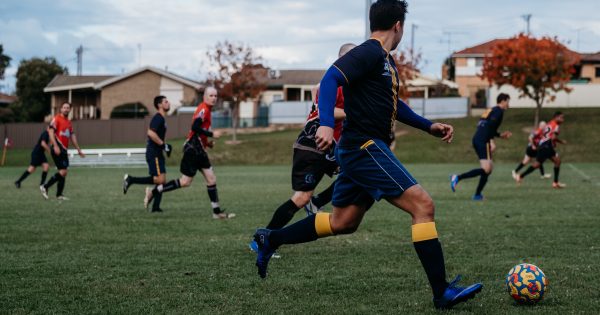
[315,126,334,151]
[163,143,172,157]
[207,140,215,148]
[212,130,222,139]
[501,131,512,139]
[430,123,454,143]
[53,146,61,155]
[78,150,85,158]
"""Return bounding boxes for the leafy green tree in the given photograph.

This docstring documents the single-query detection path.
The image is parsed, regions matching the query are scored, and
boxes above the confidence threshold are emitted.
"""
[0,44,10,81]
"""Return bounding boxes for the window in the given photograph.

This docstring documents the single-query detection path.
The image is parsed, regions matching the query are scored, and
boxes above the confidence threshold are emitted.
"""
[595,67,600,78]
[286,88,301,101]
[475,58,484,67]
[303,90,312,102]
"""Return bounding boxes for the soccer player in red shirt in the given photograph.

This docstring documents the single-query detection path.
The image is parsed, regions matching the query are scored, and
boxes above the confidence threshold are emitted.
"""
[512,121,550,179]
[142,87,234,219]
[41,102,85,200]
[515,111,567,188]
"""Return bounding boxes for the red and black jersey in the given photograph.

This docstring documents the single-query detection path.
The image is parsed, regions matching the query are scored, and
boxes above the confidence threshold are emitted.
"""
[313,86,345,142]
[531,126,545,147]
[187,102,212,148]
[539,120,560,147]
[49,114,73,149]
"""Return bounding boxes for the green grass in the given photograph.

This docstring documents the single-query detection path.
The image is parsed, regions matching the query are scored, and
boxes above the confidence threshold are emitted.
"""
[3,108,600,167]
[1,164,599,314]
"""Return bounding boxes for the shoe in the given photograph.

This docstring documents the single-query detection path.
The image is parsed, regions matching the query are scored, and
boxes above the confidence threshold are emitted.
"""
[213,212,236,219]
[433,275,483,309]
[511,170,518,180]
[250,239,281,258]
[254,228,276,278]
[450,175,458,192]
[144,187,153,209]
[57,195,69,201]
[472,194,484,201]
[304,198,320,216]
[151,208,163,213]
[541,174,552,179]
[15,181,21,189]
[514,174,522,185]
[552,182,566,189]
[123,174,131,194]
[40,185,49,200]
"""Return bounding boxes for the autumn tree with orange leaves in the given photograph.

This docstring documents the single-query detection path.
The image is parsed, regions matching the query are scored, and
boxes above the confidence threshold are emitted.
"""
[205,41,266,143]
[392,48,421,101]
[481,34,579,126]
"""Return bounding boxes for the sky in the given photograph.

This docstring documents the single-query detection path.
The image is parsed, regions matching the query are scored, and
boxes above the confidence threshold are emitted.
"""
[1,0,599,93]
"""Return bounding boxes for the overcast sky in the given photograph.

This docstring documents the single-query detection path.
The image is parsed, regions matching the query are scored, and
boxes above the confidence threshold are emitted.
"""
[1,0,599,93]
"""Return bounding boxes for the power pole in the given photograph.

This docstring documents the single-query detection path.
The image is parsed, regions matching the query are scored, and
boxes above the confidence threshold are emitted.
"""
[411,23,418,53]
[521,14,532,35]
[137,43,142,67]
[76,45,83,76]
[365,0,373,40]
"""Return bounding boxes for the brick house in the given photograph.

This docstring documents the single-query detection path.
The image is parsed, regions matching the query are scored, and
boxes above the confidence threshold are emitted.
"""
[44,66,202,120]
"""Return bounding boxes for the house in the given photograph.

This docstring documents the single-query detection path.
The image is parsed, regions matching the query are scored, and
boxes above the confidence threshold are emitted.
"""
[0,92,17,107]
[44,66,202,120]
[259,69,325,105]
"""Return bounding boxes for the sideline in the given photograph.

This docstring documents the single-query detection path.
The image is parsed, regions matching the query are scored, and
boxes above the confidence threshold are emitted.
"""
[568,163,600,186]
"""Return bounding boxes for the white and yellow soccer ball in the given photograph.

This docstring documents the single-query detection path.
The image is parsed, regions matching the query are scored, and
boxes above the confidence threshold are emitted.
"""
[506,263,548,304]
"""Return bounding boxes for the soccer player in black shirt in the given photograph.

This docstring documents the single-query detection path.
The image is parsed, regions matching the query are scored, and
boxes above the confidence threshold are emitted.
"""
[122,95,172,212]
[15,129,51,189]
[252,0,482,309]
[450,93,512,200]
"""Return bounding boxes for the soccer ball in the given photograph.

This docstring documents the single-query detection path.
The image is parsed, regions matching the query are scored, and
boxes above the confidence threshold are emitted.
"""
[506,263,548,304]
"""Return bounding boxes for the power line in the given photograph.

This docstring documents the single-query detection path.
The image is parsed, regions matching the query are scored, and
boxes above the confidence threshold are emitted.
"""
[522,14,532,35]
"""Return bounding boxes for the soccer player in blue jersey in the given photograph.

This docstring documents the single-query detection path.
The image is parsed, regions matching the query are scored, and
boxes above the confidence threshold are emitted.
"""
[252,0,482,309]
[450,93,512,200]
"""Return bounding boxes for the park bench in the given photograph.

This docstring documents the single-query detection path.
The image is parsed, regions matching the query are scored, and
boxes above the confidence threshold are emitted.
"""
[67,148,146,167]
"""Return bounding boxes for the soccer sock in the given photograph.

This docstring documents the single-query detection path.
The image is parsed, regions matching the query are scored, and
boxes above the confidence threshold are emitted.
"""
[514,163,525,172]
[539,164,545,176]
[520,166,536,179]
[457,168,485,181]
[153,179,181,195]
[16,170,31,184]
[269,212,334,248]
[129,176,154,185]
[266,199,301,230]
[40,171,48,185]
[207,184,221,214]
[56,175,66,196]
[554,166,560,182]
[312,182,335,209]
[152,189,163,211]
[44,173,61,189]
[412,222,449,299]
[475,173,489,196]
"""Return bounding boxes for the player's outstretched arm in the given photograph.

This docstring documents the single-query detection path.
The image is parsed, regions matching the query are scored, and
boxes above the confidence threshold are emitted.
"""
[430,123,454,143]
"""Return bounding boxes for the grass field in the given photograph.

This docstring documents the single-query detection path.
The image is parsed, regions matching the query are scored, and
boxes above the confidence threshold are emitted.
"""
[2,164,599,314]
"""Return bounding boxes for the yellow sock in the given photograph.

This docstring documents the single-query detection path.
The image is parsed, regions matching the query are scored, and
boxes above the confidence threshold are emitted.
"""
[314,212,334,237]
[411,222,438,242]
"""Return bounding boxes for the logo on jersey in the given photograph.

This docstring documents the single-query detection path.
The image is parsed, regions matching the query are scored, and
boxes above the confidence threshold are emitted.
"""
[59,129,71,138]
[382,62,392,77]
[305,173,316,184]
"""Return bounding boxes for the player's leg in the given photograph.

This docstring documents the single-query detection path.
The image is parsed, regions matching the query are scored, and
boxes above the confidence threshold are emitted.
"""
[518,147,547,183]
[43,151,68,199]
[266,190,313,230]
[15,165,35,188]
[56,169,68,199]
[40,162,49,186]
[199,167,233,219]
[550,155,565,188]
[473,159,492,200]
[310,180,335,210]
[451,142,489,192]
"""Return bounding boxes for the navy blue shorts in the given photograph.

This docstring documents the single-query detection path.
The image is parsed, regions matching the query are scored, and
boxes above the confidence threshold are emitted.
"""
[536,144,556,163]
[30,151,48,167]
[473,140,492,160]
[332,138,418,209]
[147,154,166,177]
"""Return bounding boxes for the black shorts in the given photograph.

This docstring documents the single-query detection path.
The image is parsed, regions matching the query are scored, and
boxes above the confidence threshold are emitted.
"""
[536,145,557,163]
[146,154,166,177]
[180,144,211,177]
[30,151,48,167]
[51,148,69,170]
[472,141,492,160]
[291,148,338,191]
[525,146,537,158]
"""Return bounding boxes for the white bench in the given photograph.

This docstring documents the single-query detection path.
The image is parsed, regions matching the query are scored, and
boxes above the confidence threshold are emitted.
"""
[67,148,147,167]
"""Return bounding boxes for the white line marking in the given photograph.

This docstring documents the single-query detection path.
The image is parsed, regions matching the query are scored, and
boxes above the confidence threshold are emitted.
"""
[568,163,600,186]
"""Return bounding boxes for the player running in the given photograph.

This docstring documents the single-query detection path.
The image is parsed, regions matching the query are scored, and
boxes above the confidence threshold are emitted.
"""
[512,121,550,180]
[248,43,354,254]
[252,0,482,309]
[142,87,234,219]
[41,102,85,200]
[450,93,512,200]
[15,129,51,189]
[122,96,172,212]
[514,111,566,188]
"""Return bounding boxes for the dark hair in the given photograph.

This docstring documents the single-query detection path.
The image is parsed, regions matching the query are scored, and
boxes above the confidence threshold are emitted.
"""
[61,102,71,107]
[553,111,563,118]
[497,93,510,104]
[369,0,408,32]
[153,95,166,109]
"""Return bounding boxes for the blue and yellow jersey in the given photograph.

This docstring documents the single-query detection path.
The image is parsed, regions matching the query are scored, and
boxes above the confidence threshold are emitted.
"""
[473,106,504,143]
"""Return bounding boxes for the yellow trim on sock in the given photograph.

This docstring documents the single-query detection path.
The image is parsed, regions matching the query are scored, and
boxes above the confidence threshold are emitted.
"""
[411,222,438,242]
[314,212,334,237]
[360,140,375,150]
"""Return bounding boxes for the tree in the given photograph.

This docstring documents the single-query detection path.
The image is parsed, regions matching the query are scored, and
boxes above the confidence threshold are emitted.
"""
[0,44,11,81]
[205,41,266,143]
[13,57,67,122]
[391,48,421,101]
[481,34,579,126]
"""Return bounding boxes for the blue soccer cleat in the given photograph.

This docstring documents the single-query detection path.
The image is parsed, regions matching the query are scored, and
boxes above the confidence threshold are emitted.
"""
[472,194,484,201]
[249,240,258,252]
[450,175,459,192]
[433,275,483,309]
[254,228,276,279]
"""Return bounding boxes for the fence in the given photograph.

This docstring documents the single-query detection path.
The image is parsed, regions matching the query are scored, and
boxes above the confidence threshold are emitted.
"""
[488,83,600,108]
